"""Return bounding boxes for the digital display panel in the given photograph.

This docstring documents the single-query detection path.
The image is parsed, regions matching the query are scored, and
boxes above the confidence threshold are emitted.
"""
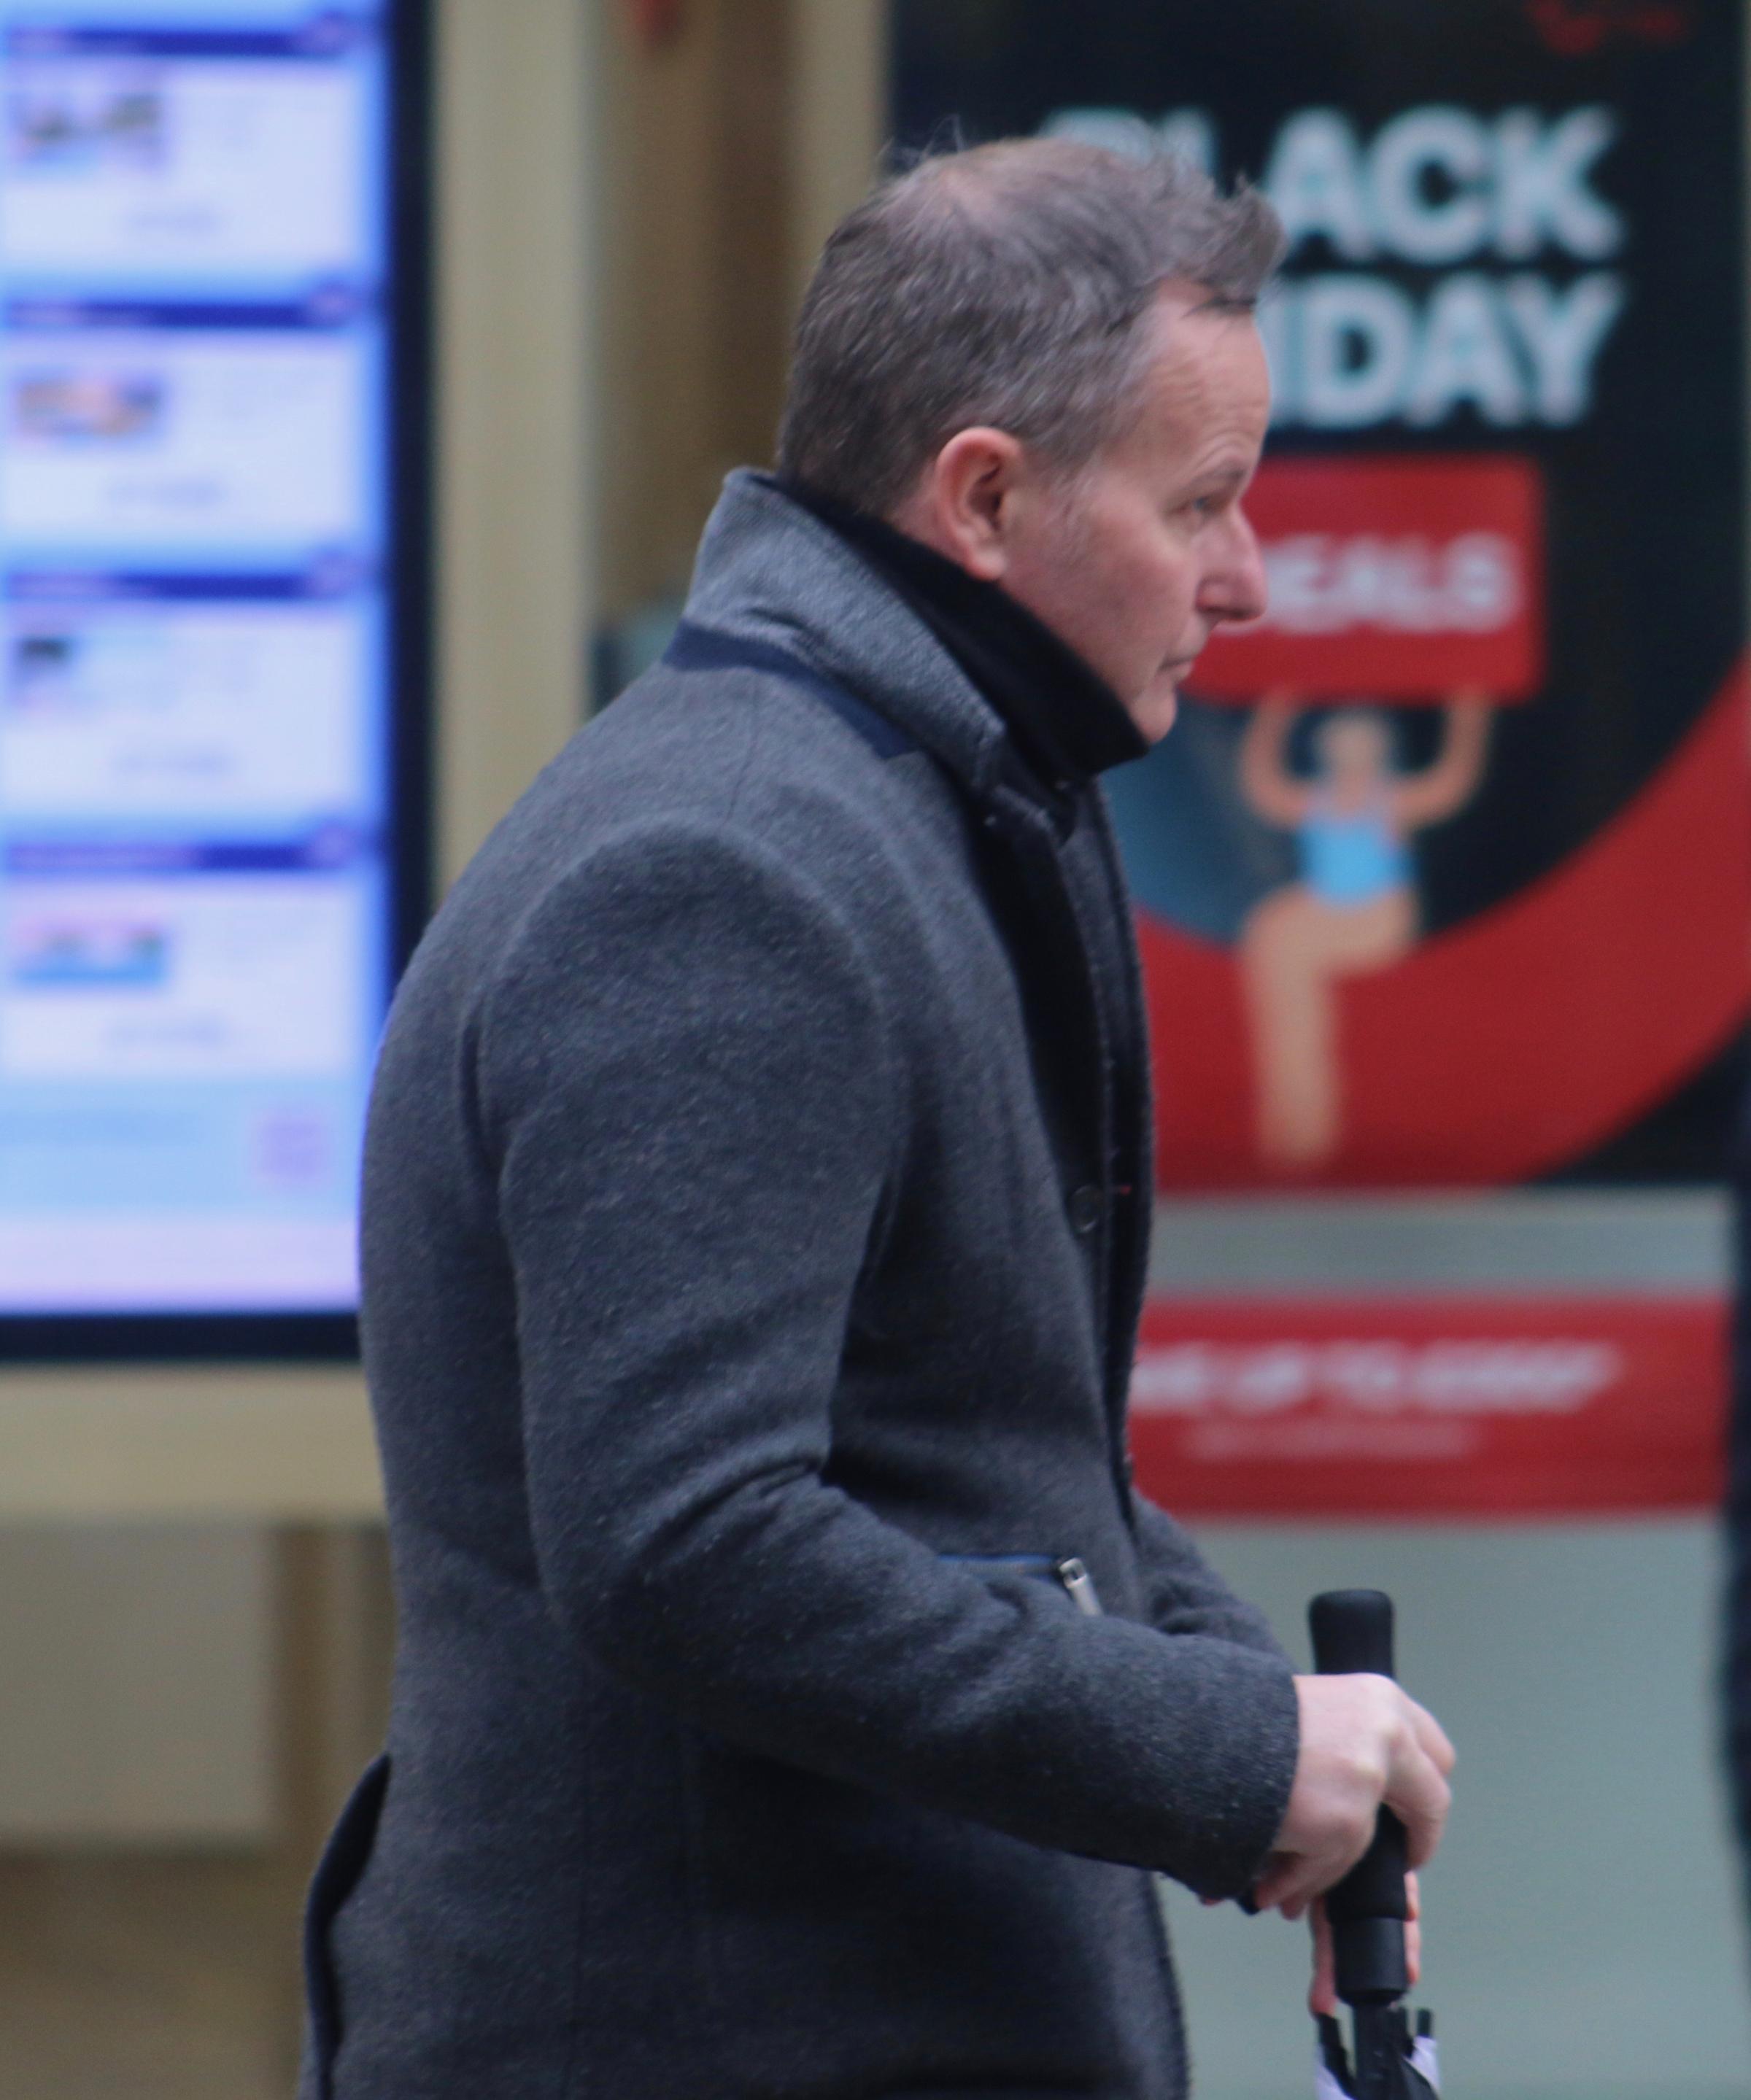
[0,0,428,1351]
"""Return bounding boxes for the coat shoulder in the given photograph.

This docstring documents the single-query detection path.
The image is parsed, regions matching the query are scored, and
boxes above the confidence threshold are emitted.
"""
[422,656,966,1010]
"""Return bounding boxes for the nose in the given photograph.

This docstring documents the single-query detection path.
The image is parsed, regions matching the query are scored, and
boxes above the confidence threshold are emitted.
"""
[1199,506,1268,627]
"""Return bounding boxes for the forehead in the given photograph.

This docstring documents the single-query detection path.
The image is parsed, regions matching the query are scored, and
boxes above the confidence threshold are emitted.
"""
[1124,284,1272,452]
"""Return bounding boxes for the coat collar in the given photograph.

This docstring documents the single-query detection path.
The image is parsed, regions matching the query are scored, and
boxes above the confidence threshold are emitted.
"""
[682,470,1016,800]
[777,478,1148,812]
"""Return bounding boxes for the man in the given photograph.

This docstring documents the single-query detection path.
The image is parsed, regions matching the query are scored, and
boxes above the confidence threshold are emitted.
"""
[301,140,1453,2100]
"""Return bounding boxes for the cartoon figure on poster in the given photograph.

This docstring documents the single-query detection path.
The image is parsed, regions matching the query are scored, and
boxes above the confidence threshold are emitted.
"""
[1238,691,1491,1166]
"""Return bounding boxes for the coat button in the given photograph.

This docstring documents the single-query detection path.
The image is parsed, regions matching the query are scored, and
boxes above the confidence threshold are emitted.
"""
[1067,1184,1105,1235]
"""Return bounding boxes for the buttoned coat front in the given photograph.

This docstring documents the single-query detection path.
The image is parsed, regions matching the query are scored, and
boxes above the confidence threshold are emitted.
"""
[300,473,1299,2100]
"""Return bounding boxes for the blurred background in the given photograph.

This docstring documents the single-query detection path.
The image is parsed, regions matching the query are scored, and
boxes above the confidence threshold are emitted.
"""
[0,1,1748,2095]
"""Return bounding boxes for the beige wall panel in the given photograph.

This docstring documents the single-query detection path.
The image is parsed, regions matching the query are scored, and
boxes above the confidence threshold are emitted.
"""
[711,0,793,478]
[599,0,800,616]
[789,0,886,302]
[0,1527,272,1843]
[598,7,722,611]
[437,0,599,876]
[0,1373,379,1524]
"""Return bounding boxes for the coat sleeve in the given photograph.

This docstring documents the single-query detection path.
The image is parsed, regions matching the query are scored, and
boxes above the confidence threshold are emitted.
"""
[477,819,1299,1902]
[1129,1493,1294,1662]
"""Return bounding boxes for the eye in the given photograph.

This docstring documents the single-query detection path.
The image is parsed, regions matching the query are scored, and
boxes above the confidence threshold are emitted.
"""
[1181,473,1248,524]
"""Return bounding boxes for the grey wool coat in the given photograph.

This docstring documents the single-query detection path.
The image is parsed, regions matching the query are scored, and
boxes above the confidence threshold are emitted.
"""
[301,471,1301,2100]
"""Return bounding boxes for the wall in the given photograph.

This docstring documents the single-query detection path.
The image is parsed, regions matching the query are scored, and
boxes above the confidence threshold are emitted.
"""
[596,0,885,625]
[0,1528,272,1843]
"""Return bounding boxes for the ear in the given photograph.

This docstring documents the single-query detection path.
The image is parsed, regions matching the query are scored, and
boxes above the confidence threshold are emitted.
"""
[907,427,1027,581]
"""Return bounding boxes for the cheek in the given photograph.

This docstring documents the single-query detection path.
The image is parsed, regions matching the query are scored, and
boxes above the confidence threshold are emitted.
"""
[1008,506,1194,686]
[1073,496,1189,615]
[1101,543,1197,658]
[1135,547,1197,621]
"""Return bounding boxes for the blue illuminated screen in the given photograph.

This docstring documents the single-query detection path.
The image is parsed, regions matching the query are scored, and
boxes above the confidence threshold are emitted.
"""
[0,1,403,1314]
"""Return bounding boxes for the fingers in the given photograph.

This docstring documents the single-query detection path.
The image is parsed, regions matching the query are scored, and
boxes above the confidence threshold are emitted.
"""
[1249,1852,1294,1915]
[1304,1878,1416,2018]
[1307,1899,1336,2018]
[1253,1829,1369,1921]
[1251,1852,1310,1918]
[1388,1740,1453,1871]
[1387,1697,1453,1870]
[1407,1696,1457,1777]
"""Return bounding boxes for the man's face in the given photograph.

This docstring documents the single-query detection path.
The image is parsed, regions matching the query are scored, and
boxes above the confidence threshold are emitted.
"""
[996,285,1272,742]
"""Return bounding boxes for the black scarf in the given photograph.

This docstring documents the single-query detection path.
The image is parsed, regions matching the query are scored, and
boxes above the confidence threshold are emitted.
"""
[781,479,1148,809]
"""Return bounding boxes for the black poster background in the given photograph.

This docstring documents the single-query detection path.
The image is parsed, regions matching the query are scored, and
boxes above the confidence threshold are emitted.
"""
[892,0,1746,1182]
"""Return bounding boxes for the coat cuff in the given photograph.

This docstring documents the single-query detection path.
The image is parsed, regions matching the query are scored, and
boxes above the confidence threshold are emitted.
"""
[1156,1642,1301,1903]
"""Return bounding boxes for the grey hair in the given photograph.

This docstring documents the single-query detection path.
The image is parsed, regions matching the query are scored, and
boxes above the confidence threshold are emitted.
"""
[776,136,1283,517]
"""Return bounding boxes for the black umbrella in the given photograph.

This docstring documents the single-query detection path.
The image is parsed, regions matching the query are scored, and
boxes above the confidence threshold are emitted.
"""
[1307,1591,1440,2100]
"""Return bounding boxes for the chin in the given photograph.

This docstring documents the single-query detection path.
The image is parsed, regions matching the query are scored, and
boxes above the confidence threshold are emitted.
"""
[1129,681,1180,744]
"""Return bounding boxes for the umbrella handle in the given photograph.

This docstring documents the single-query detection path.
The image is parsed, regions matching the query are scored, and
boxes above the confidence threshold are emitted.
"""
[1310,1590,1411,2007]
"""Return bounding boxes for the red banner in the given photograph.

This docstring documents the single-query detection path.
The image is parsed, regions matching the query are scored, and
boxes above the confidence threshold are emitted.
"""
[1131,1293,1727,1518]
[1193,457,1546,703]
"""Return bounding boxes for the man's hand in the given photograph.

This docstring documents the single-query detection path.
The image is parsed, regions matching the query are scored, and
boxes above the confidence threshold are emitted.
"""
[1251,1673,1454,1921]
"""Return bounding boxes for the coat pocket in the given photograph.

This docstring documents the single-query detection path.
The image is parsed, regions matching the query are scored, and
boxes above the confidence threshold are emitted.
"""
[302,1752,390,2096]
[940,1550,1103,1615]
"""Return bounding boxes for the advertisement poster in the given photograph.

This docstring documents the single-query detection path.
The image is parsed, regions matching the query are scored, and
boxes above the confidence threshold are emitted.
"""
[893,0,1747,1514]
